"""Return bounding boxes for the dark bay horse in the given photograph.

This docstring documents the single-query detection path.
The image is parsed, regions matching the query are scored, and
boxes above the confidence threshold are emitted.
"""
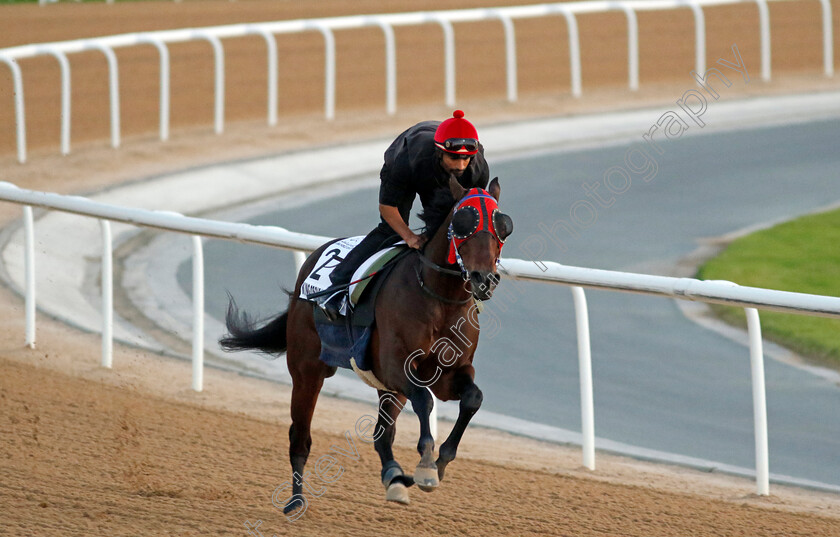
[220,176,512,512]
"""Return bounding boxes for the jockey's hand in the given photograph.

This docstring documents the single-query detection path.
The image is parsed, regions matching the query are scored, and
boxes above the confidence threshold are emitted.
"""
[406,233,427,250]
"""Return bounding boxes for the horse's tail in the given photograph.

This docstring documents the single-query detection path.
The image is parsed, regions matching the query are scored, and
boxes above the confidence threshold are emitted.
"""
[219,296,288,355]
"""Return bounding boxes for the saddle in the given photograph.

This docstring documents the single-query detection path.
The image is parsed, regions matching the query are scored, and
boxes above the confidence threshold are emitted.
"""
[299,237,411,381]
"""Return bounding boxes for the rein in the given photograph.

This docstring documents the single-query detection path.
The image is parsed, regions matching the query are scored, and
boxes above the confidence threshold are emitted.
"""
[415,249,464,278]
[413,250,473,305]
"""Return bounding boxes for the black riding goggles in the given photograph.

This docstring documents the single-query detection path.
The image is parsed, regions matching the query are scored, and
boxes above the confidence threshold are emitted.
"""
[440,138,478,154]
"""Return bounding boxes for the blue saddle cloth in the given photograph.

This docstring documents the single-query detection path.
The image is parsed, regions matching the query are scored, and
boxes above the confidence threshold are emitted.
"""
[315,321,373,370]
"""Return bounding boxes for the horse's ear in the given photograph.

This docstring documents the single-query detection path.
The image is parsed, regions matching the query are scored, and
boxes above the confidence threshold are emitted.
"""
[488,177,501,201]
[449,175,467,201]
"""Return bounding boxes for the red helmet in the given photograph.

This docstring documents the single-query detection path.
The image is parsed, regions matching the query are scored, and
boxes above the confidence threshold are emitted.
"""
[434,110,479,156]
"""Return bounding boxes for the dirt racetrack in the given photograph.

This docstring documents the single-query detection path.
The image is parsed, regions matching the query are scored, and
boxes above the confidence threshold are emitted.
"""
[3,1,840,536]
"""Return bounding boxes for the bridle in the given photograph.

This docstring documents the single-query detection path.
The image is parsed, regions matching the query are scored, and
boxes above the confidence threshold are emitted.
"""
[413,250,473,305]
[413,188,512,304]
[447,190,510,278]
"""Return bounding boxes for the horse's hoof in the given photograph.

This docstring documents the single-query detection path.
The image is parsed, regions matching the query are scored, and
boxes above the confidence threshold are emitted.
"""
[283,494,305,515]
[385,482,410,504]
[413,465,439,492]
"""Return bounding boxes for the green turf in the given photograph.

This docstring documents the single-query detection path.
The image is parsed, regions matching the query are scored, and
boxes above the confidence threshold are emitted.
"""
[697,207,840,366]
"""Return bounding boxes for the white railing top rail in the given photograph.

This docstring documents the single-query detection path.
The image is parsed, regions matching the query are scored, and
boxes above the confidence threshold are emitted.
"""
[2,181,839,320]
[0,182,323,252]
[0,0,820,61]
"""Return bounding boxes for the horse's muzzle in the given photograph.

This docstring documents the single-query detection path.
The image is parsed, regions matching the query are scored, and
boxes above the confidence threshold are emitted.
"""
[469,271,500,301]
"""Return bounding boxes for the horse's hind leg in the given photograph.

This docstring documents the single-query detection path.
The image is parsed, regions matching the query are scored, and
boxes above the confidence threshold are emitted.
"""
[404,384,439,492]
[373,391,413,504]
[284,337,333,514]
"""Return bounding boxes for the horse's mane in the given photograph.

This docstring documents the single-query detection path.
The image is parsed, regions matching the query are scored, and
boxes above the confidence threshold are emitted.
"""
[418,187,456,239]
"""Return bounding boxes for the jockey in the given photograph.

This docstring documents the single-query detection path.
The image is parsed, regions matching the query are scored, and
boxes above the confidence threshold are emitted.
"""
[316,110,490,320]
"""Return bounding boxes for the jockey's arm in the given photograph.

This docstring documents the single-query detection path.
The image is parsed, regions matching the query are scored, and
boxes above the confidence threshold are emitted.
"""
[379,204,426,249]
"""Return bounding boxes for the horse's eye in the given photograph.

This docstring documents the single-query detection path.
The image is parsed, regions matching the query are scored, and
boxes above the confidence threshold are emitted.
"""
[451,206,480,239]
[493,211,513,243]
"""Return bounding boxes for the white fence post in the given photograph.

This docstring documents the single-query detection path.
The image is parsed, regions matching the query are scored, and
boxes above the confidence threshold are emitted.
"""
[250,27,279,127]
[140,37,171,142]
[753,0,772,81]
[23,206,35,348]
[745,307,770,495]
[684,0,706,77]
[195,32,225,134]
[550,6,582,98]
[429,390,438,441]
[86,42,121,148]
[310,23,336,121]
[818,0,834,77]
[373,19,398,116]
[42,48,71,155]
[293,250,307,275]
[571,286,595,470]
[0,56,27,163]
[100,220,113,368]
[432,15,457,107]
[192,235,205,392]
[491,10,518,103]
[618,3,639,91]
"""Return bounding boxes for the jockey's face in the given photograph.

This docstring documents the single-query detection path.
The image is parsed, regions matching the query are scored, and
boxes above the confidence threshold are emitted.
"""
[440,152,471,178]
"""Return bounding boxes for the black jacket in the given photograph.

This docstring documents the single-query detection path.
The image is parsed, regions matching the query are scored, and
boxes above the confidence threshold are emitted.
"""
[378,121,490,225]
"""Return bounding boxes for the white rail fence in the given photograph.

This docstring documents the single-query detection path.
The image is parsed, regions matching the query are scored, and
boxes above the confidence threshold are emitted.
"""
[3,182,840,496]
[1,0,834,163]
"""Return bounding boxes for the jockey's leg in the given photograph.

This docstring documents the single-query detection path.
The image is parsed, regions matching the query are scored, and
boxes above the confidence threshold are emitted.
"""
[320,224,398,319]
[330,224,398,287]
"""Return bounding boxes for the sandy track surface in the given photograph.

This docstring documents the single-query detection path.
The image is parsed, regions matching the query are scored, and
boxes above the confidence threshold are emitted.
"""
[4,351,840,537]
[2,2,840,535]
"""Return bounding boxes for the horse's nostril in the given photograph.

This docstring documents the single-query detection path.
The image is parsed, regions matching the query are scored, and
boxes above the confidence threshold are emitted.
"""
[489,273,500,286]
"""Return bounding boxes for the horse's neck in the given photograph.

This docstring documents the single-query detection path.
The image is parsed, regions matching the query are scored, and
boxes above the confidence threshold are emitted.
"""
[424,217,450,265]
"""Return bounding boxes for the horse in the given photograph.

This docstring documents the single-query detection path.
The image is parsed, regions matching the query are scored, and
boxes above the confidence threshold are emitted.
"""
[219,176,512,512]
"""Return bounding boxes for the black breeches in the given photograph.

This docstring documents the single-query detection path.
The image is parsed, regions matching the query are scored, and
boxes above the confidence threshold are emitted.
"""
[330,224,400,286]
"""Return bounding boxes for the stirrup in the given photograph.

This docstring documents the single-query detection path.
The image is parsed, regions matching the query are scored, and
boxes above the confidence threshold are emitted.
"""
[318,290,346,321]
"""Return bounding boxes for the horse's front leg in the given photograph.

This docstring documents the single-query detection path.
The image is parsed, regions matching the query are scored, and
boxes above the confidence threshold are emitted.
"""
[436,370,483,482]
[373,391,414,504]
[405,383,439,492]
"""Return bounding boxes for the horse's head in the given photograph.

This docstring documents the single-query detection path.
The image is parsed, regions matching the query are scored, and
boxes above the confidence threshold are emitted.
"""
[447,176,513,301]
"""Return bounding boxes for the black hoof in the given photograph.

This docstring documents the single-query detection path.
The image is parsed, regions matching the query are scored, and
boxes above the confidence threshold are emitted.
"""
[283,494,305,515]
[436,453,454,481]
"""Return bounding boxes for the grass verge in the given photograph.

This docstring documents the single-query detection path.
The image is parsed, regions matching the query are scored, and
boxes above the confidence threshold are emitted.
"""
[697,207,840,367]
